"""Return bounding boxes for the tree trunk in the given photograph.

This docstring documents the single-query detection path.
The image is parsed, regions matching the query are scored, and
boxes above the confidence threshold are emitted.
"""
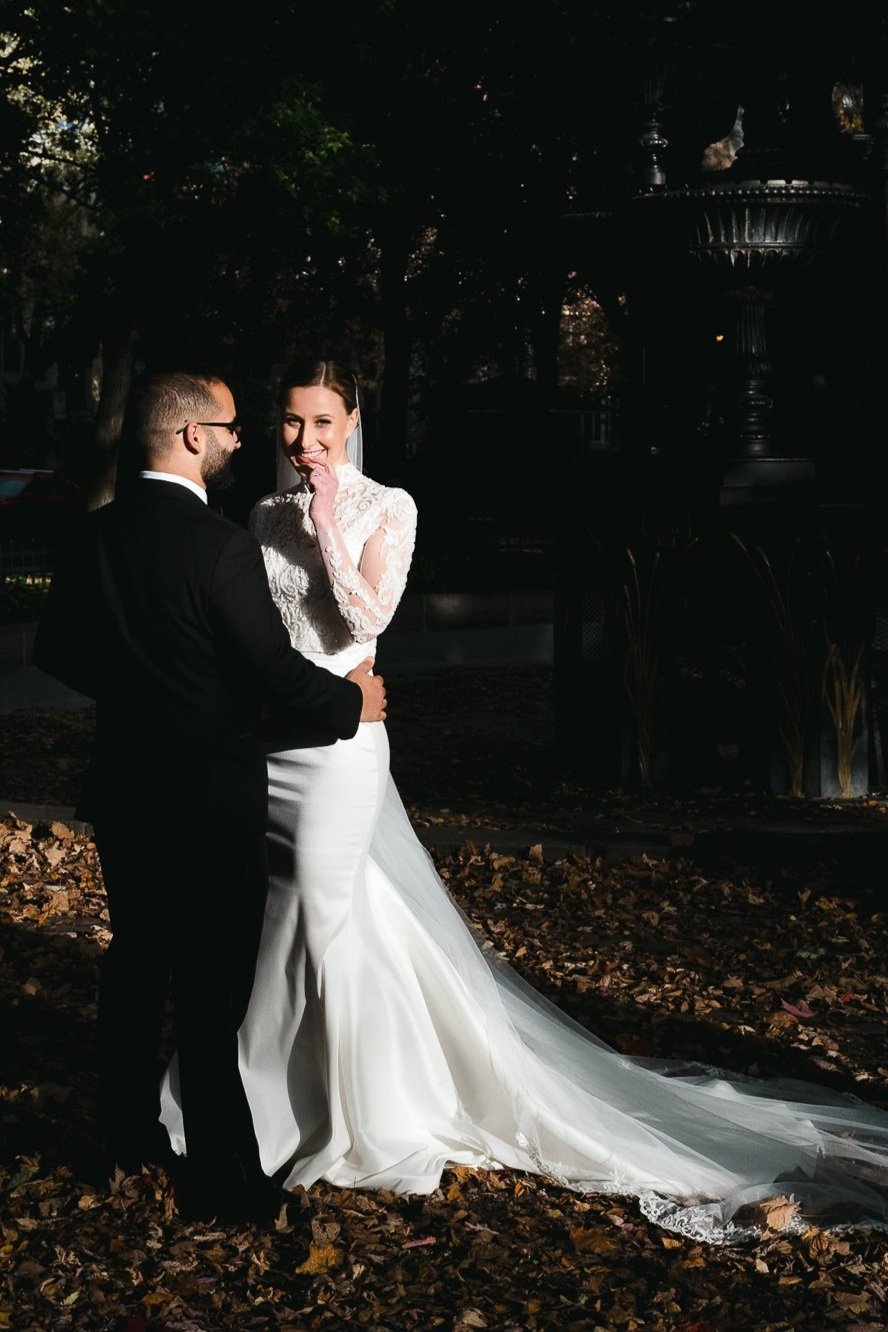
[86,326,139,510]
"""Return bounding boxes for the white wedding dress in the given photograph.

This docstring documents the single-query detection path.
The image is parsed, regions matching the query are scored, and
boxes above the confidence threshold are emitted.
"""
[161,462,888,1243]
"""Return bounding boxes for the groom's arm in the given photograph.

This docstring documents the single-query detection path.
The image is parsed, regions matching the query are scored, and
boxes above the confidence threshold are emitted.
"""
[209,527,366,737]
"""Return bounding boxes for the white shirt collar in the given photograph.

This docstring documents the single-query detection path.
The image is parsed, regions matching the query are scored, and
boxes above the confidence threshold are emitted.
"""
[140,470,208,504]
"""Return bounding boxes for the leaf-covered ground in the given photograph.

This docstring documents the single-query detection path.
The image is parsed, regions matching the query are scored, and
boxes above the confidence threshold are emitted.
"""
[3,665,888,1331]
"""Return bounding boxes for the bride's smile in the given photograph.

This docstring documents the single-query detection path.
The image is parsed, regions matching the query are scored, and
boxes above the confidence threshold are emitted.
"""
[281,382,359,474]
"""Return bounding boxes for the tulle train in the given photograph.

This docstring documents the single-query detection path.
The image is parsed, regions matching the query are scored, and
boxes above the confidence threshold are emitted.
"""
[160,731,888,1244]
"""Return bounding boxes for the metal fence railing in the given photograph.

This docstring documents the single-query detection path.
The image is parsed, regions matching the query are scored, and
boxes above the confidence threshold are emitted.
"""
[0,540,54,575]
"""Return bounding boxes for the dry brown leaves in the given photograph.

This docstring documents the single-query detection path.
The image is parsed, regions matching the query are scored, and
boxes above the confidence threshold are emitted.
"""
[4,672,888,1329]
[3,813,888,1330]
[0,706,97,808]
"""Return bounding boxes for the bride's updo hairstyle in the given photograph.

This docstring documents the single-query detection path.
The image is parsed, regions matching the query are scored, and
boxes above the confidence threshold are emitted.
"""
[275,357,363,491]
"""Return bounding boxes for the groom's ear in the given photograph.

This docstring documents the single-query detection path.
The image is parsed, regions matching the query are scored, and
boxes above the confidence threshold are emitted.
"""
[178,422,203,455]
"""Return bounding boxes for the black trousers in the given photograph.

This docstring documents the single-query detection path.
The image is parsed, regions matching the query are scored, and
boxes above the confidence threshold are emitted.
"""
[92,807,270,1186]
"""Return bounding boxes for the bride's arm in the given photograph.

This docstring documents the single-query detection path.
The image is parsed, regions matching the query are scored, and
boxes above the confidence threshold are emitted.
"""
[311,488,417,643]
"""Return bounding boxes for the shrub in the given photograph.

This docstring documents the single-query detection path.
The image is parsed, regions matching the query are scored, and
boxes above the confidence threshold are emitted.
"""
[0,575,51,625]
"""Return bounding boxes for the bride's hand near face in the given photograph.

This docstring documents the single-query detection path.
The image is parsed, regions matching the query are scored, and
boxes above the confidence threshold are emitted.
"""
[299,458,339,528]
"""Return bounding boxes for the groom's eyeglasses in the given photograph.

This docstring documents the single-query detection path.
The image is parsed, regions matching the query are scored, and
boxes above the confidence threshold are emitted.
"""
[176,419,242,441]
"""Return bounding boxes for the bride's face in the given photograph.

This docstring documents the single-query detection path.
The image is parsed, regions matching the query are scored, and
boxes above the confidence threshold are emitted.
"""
[280,385,358,474]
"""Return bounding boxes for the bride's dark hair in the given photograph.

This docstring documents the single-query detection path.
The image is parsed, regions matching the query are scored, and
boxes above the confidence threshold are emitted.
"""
[277,358,358,415]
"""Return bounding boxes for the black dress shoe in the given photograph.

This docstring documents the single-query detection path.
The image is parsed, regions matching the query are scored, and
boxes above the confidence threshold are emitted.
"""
[175,1172,289,1226]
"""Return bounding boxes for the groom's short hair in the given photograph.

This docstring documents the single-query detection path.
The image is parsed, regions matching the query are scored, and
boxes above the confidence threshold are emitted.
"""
[124,370,226,466]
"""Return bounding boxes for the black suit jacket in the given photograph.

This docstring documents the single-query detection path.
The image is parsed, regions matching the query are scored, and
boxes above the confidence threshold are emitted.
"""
[34,478,362,821]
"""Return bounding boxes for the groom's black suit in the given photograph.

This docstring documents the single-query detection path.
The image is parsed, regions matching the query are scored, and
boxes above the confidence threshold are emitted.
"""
[34,477,362,1215]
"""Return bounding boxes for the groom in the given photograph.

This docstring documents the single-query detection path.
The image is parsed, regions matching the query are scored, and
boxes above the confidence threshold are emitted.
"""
[33,368,386,1225]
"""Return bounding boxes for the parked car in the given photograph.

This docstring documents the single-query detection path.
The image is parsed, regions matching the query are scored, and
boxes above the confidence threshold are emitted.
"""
[0,469,85,551]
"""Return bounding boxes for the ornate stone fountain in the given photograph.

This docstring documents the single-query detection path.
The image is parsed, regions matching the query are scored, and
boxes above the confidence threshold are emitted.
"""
[555,42,887,796]
[633,174,868,487]
[625,75,874,497]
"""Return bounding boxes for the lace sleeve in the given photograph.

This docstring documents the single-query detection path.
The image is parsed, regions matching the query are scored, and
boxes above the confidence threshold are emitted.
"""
[315,489,417,642]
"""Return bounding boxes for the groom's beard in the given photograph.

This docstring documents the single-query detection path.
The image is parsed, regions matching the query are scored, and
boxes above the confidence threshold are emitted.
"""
[202,436,237,492]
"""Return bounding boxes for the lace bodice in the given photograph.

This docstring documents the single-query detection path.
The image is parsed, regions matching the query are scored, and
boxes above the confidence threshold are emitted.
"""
[249,463,417,675]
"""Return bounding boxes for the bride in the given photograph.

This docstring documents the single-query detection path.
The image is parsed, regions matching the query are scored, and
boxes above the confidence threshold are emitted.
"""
[162,357,888,1243]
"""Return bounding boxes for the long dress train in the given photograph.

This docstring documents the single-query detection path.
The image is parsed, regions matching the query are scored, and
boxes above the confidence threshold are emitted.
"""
[160,464,888,1244]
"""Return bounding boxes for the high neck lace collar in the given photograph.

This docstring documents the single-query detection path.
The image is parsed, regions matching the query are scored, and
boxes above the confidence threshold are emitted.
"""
[334,461,361,485]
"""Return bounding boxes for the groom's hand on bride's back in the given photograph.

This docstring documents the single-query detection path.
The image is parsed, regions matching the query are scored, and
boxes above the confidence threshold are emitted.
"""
[347,657,387,722]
